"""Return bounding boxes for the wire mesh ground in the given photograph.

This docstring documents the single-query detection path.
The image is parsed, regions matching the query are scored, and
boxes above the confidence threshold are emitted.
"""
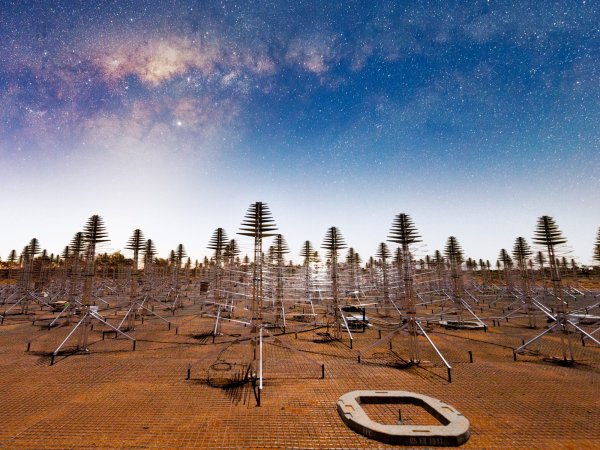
[0,300,598,449]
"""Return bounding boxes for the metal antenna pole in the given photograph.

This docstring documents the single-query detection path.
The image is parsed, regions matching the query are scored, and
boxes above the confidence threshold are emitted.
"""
[376,243,391,316]
[272,234,290,331]
[207,228,229,305]
[359,213,454,379]
[65,233,84,325]
[445,236,466,325]
[388,214,422,364]
[170,244,187,310]
[254,234,262,324]
[300,241,315,303]
[21,239,41,315]
[124,229,144,330]
[514,216,578,364]
[512,237,536,328]
[498,249,514,296]
[321,227,347,340]
[346,248,357,291]
[546,231,572,361]
[78,215,109,350]
[238,202,278,378]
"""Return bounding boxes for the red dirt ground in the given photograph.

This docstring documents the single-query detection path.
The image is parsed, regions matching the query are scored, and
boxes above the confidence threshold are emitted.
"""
[0,299,598,449]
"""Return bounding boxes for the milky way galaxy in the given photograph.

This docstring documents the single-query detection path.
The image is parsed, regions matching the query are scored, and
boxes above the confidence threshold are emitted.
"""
[1,1,599,263]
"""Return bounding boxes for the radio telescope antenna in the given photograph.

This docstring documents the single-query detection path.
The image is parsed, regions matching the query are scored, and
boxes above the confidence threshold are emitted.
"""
[514,216,600,363]
[321,226,347,340]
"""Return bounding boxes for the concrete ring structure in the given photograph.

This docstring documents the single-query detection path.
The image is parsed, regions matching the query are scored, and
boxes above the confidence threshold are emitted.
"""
[337,390,470,446]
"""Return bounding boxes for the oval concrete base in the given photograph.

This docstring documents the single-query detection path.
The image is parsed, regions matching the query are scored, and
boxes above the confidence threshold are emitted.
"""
[337,390,470,446]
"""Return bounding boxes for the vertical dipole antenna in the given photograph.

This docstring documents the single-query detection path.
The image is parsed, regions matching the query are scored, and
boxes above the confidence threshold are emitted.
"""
[79,215,109,350]
[533,216,572,361]
[346,248,357,291]
[143,239,157,291]
[533,217,566,313]
[516,217,600,361]
[176,246,186,286]
[513,237,534,327]
[5,249,17,289]
[388,213,422,363]
[433,250,444,292]
[223,239,240,298]
[375,243,391,316]
[207,228,229,303]
[498,249,513,293]
[21,239,41,314]
[321,227,347,340]
[272,234,290,330]
[125,229,145,330]
[594,227,600,266]
[66,232,85,323]
[238,202,278,373]
[299,241,316,302]
[444,236,465,324]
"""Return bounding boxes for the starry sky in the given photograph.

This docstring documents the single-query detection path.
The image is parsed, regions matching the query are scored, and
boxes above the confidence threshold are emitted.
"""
[1,1,599,264]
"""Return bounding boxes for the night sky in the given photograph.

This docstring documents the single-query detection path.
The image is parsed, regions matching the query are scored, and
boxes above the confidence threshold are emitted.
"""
[1,1,599,264]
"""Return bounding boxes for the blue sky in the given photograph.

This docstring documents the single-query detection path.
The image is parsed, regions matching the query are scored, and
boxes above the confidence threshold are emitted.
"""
[1,1,599,264]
